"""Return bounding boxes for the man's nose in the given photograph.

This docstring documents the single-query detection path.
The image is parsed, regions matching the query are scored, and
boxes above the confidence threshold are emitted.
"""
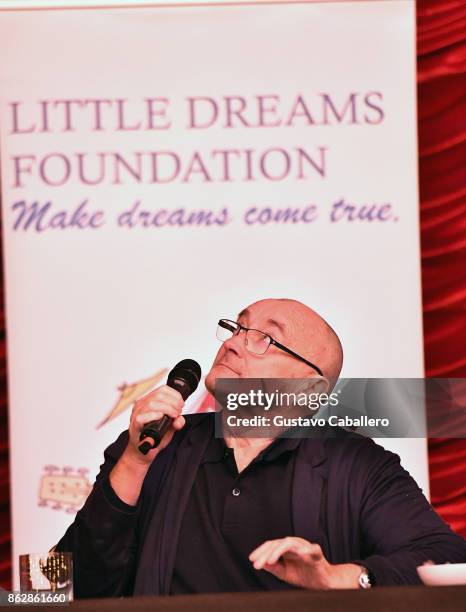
[223,329,247,355]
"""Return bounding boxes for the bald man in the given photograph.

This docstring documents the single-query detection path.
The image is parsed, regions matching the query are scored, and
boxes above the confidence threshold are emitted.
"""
[56,298,466,597]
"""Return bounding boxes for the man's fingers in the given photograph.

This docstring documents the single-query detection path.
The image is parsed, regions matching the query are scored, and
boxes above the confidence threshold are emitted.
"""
[257,542,294,569]
[303,545,323,562]
[251,538,321,570]
[133,386,184,416]
[262,562,285,580]
[135,405,179,424]
[250,537,310,561]
[253,541,295,569]
[138,395,181,415]
[173,415,186,430]
[144,385,184,407]
[125,384,186,465]
[134,412,185,437]
[158,385,185,403]
[249,538,283,561]
[267,545,307,566]
[135,412,160,425]
[249,541,275,564]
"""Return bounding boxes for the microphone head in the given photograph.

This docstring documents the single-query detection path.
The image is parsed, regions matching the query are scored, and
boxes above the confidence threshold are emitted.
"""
[172,359,202,380]
[167,359,202,399]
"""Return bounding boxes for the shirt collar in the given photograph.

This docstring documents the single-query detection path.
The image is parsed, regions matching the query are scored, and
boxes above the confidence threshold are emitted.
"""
[202,432,302,464]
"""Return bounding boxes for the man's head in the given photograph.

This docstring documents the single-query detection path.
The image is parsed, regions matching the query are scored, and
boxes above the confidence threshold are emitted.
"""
[205,298,343,393]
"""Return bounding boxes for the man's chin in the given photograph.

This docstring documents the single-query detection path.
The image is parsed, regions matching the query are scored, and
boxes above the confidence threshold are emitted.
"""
[205,365,239,393]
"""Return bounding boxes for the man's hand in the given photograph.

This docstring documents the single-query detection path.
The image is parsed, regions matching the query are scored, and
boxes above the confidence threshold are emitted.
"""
[126,384,185,465]
[109,385,185,505]
[249,537,361,590]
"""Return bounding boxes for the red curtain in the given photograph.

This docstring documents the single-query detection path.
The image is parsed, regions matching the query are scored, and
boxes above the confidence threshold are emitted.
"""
[0,0,465,590]
[419,0,466,536]
[0,253,9,587]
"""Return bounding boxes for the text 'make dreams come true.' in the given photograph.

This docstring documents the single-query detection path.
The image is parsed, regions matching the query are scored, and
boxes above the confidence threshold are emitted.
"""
[7,94,397,232]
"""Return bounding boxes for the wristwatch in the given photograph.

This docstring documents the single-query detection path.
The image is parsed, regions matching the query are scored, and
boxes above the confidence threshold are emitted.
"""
[358,567,372,589]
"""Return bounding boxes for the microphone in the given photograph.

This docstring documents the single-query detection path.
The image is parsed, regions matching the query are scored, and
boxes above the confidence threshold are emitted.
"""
[138,359,202,455]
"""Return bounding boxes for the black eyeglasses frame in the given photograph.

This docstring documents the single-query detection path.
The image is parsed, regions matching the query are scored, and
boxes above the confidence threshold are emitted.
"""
[217,319,324,377]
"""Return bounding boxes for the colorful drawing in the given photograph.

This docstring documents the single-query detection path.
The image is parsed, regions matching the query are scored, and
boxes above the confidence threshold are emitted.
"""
[97,368,168,428]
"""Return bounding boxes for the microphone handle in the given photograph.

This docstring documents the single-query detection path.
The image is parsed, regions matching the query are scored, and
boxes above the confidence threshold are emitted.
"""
[138,415,173,455]
[138,378,191,455]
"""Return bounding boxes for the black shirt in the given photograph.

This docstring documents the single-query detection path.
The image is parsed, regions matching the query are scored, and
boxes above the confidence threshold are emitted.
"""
[170,434,301,594]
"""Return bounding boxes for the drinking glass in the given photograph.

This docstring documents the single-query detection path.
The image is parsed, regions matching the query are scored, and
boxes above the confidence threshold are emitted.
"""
[19,552,73,601]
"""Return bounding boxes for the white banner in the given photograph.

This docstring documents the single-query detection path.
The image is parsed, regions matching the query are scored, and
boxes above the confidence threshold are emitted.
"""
[0,0,423,586]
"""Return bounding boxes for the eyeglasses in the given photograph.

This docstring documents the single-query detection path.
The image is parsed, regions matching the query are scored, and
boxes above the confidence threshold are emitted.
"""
[216,319,324,377]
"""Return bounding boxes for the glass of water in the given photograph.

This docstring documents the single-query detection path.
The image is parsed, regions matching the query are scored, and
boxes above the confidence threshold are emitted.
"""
[19,552,73,601]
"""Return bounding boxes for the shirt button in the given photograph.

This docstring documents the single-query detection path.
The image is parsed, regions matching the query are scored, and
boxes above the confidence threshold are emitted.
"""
[232,488,241,497]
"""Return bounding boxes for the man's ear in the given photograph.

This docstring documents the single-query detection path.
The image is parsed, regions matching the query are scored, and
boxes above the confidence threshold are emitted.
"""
[305,376,330,395]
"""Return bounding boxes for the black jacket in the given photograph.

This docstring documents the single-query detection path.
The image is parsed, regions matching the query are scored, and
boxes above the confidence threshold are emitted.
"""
[56,413,466,597]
